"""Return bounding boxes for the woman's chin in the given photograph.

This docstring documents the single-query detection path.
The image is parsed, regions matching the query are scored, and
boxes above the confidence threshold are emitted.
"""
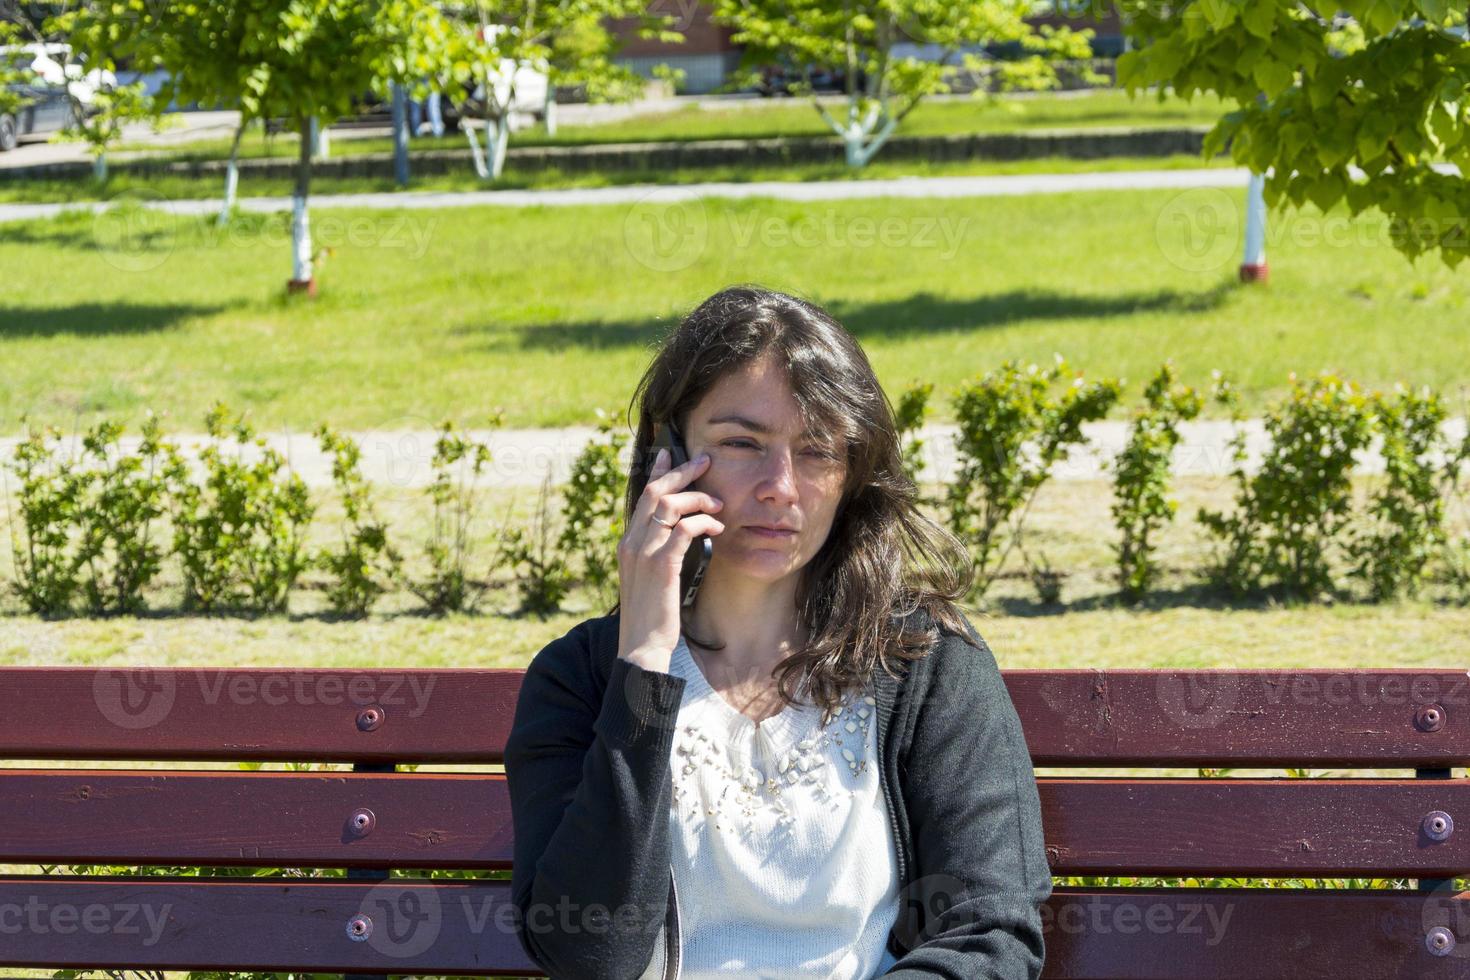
[711,549,800,580]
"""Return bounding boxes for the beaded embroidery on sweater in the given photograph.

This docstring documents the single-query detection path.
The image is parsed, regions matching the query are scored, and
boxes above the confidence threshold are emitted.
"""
[669,675,877,835]
[664,632,902,979]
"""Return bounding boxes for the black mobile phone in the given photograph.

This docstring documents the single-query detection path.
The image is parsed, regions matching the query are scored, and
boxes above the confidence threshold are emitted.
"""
[651,420,712,608]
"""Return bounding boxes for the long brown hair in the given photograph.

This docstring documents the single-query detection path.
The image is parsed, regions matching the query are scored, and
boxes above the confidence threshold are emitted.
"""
[610,284,976,725]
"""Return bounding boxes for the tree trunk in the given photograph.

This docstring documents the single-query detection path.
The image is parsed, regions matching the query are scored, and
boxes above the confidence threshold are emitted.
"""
[464,120,489,178]
[391,82,410,188]
[289,117,315,294]
[486,116,508,179]
[309,116,330,160]
[1240,171,1269,283]
[92,152,107,182]
[218,120,246,226]
[544,88,557,136]
[842,106,897,169]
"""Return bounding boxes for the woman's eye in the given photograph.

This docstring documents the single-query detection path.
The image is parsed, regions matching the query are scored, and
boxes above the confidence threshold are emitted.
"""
[722,439,755,449]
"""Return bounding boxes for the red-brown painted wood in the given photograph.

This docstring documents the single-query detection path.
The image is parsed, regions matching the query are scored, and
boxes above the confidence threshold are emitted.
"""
[0,667,520,763]
[0,666,1466,977]
[1007,669,1470,767]
[2,667,1466,765]
[0,878,1463,977]
[2,771,1468,877]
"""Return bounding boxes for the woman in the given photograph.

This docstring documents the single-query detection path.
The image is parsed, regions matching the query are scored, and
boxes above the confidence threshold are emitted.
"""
[505,285,1051,979]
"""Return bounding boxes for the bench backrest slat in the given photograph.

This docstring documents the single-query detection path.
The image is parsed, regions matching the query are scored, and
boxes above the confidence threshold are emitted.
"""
[2,770,1465,877]
[3,668,1465,766]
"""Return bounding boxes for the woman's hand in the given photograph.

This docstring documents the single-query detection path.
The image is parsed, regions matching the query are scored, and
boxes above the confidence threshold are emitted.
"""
[616,447,725,672]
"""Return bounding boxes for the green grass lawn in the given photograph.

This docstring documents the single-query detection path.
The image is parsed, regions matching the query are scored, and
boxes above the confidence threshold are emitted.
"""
[110,89,1229,161]
[3,187,1467,435]
[0,152,1239,204]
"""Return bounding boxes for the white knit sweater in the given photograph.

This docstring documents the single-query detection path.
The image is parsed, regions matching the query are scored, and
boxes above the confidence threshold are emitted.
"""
[665,633,903,979]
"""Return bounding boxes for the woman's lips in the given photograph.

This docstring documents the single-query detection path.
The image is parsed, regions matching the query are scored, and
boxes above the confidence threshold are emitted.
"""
[744,526,796,538]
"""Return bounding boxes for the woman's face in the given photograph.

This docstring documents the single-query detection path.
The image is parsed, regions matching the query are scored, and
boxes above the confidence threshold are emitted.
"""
[682,353,848,585]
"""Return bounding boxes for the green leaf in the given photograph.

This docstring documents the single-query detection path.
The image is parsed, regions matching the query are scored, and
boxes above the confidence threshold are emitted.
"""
[1116,50,1142,89]
[1316,120,1355,167]
[1253,58,1295,97]
[1430,101,1463,149]
[1365,0,1403,34]
[1242,0,1277,39]
[1418,0,1451,21]
[1307,171,1345,211]
[1355,109,1392,161]
[1199,0,1240,30]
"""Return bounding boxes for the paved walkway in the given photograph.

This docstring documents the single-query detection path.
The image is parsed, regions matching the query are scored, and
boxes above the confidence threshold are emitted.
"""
[0,167,1257,224]
[3,419,1463,491]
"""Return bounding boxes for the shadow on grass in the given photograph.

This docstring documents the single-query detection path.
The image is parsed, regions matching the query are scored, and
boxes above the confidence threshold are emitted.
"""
[0,301,228,338]
[476,282,1236,352]
[990,581,1262,618]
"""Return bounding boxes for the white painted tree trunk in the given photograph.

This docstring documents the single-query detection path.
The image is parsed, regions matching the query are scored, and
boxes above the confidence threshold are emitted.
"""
[92,153,107,182]
[291,195,312,283]
[218,121,245,226]
[290,117,314,290]
[828,98,897,169]
[1241,171,1268,282]
[464,117,508,179]
[464,122,489,178]
[309,117,330,160]
[544,89,557,136]
[487,116,508,178]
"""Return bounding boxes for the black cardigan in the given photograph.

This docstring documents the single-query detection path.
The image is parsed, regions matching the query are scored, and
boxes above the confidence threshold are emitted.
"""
[504,606,1051,979]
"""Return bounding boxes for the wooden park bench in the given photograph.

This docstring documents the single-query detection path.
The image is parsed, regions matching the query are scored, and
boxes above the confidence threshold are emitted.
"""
[0,665,1466,977]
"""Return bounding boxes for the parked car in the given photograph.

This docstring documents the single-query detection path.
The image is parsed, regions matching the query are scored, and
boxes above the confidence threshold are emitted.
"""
[0,43,114,151]
[753,57,857,97]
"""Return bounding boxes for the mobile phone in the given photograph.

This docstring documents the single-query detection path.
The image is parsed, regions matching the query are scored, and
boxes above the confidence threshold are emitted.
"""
[651,420,712,608]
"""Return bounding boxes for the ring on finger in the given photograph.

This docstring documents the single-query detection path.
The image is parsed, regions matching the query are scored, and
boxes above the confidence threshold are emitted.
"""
[651,514,676,529]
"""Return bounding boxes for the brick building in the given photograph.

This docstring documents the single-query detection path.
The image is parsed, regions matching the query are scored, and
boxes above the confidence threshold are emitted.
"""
[606,1,1125,95]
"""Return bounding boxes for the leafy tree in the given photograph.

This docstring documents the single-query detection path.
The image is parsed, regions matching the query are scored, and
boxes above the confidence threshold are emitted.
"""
[1116,0,1470,266]
[708,0,1099,167]
[434,0,679,179]
[86,0,443,290]
[1,0,158,178]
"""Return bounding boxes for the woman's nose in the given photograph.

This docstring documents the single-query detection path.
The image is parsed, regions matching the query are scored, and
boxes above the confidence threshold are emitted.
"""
[754,448,799,501]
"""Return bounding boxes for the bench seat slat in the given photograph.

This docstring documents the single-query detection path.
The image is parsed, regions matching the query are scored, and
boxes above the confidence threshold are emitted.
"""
[0,878,1463,977]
